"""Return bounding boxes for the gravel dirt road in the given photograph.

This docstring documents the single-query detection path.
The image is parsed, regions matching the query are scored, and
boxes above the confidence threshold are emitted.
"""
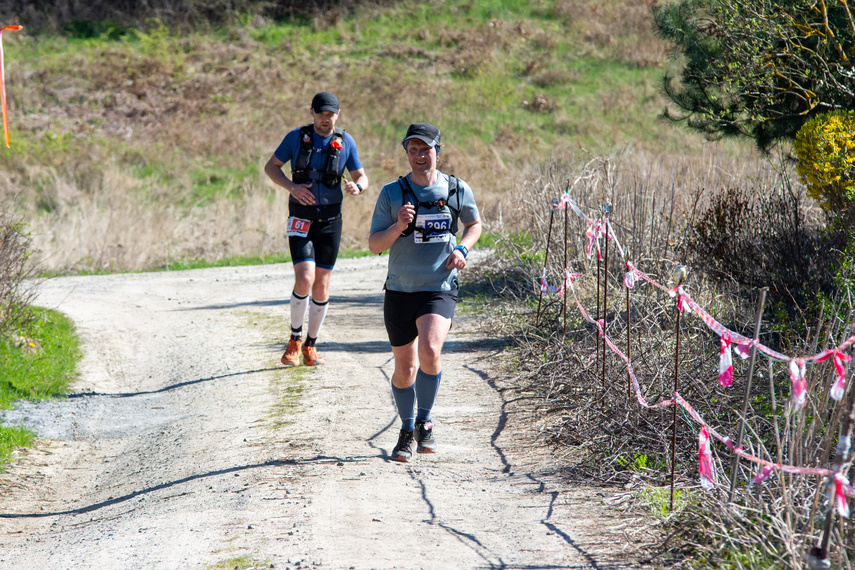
[0,256,646,569]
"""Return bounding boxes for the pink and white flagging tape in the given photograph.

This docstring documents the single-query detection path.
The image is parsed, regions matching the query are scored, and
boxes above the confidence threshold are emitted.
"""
[544,189,855,513]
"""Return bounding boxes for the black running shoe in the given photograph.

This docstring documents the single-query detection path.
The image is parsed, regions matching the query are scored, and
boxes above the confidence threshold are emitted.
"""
[415,420,436,454]
[391,428,414,462]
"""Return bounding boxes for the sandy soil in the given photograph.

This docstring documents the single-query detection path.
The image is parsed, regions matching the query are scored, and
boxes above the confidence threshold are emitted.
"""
[0,256,648,569]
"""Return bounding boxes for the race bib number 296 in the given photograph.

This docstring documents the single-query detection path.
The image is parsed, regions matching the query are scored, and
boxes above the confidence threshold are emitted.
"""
[414,213,452,244]
[287,217,312,238]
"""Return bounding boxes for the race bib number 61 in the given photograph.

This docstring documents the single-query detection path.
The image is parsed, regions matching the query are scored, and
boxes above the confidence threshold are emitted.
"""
[287,217,312,238]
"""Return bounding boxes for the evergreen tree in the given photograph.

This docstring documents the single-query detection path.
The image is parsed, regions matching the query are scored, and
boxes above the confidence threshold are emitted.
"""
[653,0,855,152]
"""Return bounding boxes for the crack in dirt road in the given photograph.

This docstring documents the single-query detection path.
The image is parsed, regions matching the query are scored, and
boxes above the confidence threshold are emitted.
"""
[0,257,644,569]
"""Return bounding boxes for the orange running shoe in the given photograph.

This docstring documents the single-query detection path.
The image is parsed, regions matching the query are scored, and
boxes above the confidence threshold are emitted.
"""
[301,344,326,366]
[281,338,302,367]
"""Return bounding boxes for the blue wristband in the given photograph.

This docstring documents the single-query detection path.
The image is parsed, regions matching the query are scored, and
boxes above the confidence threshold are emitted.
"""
[454,245,469,259]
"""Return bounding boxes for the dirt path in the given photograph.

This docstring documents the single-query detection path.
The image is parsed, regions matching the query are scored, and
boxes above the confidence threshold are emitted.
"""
[0,257,645,569]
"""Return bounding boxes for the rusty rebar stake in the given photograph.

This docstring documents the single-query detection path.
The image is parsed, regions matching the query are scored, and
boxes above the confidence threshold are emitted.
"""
[535,205,555,326]
[727,288,767,502]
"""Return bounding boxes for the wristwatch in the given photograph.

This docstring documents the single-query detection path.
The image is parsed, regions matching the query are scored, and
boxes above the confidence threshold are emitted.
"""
[356,183,364,194]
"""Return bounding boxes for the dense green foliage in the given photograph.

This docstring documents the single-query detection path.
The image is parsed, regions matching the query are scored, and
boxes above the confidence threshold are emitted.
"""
[794,110,855,225]
[653,0,855,152]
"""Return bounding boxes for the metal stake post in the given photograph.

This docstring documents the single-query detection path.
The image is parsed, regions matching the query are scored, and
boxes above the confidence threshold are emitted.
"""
[809,322,855,567]
[727,287,767,502]
[626,259,632,400]
[670,266,687,511]
[595,253,600,365]
[562,202,568,335]
[602,205,611,389]
[535,204,556,326]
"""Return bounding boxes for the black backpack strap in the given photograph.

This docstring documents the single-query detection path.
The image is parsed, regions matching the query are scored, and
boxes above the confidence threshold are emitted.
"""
[399,176,417,236]
[399,174,463,237]
[447,175,462,234]
[320,127,344,187]
[293,124,314,175]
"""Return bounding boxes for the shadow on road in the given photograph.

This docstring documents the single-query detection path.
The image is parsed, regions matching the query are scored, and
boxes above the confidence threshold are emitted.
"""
[0,454,373,519]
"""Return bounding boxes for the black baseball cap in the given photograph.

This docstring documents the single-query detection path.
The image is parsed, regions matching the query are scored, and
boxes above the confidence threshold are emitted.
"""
[312,92,340,113]
[401,123,441,148]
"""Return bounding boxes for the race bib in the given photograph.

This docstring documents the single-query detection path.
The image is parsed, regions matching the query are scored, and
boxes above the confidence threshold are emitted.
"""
[414,212,452,244]
[287,217,312,238]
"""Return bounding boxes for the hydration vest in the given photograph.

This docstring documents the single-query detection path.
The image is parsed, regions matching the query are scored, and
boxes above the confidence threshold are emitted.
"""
[398,174,462,238]
[291,124,344,188]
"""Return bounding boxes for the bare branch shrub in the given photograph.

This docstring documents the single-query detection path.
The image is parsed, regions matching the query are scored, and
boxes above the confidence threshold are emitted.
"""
[679,174,829,331]
[470,149,855,566]
[0,206,36,339]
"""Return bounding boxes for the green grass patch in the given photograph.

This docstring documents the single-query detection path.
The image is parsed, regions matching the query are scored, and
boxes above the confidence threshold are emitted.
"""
[0,425,36,471]
[269,367,307,429]
[205,556,270,570]
[187,163,259,206]
[156,248,374,272]
[157,253,293,272]
[0,307,80,406]
[475,231,501,249]
[0,307,81,471]
[235,309,309,429]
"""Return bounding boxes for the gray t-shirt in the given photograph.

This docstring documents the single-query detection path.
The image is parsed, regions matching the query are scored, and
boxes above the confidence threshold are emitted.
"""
[370,172,480,292]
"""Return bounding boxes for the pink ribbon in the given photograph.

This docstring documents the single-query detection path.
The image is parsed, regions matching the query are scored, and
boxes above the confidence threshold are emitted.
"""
[751,464,775,487]
[789,358,807,409]
[833,473,851,518]
[554,194,855,505]
[552,193,570,211]
[719,333,733,387]
[699,426,716,489]
[733,341,753,360]
[539,268,578,299]
[585,219,603,260]
[623,261,636,289]
[816,350,851,401]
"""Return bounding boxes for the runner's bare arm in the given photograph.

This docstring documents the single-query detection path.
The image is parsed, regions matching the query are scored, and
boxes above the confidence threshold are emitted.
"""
[344,168,368,196]
[445,218,482,269]
[264,155,315,205]
[369,203,415,254]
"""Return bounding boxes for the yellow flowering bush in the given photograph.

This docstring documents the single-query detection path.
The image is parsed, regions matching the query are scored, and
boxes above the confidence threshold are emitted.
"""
[793,110,855,217]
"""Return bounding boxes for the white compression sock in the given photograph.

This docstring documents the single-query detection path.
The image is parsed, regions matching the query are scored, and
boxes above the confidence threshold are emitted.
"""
[307,298,329,339]
[290,291,309,336]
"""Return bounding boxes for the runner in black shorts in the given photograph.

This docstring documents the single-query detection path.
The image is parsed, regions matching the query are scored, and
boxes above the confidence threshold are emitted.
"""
[369,123,482,463]
[264,92,368,367]
[384,289,457,347]
[288,203,343,269]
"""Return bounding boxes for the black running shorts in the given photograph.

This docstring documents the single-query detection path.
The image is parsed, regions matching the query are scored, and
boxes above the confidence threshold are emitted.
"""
[384,289,458,347]
[288,203,343,270]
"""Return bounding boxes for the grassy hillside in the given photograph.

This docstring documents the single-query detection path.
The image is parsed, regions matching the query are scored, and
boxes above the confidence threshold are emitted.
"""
[0,0,755,273]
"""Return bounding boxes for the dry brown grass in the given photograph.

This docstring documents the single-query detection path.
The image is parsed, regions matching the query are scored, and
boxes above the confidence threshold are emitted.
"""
[551,0,671,67]
[18,161,291,273]
[0,1,744,274]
